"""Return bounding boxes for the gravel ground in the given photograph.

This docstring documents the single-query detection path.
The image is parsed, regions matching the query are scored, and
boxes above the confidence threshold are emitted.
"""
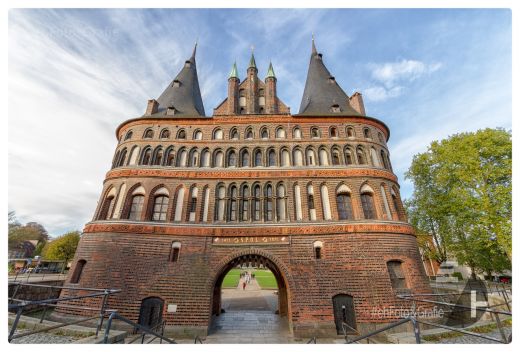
[9,328,78,344]
[437,327,512,344]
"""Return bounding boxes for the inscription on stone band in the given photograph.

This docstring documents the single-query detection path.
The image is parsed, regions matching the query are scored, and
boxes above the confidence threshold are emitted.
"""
[212,236,289,245]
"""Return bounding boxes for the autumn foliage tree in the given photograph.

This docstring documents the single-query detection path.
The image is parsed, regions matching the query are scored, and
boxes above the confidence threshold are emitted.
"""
[405,128,511,278]
[42,231,81,268]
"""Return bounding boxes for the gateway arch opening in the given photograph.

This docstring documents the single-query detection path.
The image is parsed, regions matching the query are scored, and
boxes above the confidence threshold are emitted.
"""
[209,254,290,341]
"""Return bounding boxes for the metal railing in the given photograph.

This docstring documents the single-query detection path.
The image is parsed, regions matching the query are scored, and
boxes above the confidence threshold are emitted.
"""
[8,282,120,342]
[103,311,176,344]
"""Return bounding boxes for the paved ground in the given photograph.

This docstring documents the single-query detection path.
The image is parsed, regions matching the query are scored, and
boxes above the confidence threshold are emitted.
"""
[9,328,78,344]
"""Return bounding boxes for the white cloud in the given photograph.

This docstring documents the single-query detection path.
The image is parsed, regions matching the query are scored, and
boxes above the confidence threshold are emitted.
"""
[363,85,403,102]
[370,59,442,87]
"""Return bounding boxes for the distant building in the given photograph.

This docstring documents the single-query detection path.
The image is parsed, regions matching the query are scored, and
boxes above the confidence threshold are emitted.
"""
[57,40,431,337]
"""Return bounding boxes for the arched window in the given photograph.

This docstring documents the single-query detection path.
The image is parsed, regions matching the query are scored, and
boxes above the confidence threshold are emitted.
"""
[128,195,145,220]
[169,242,181,262]
[124,130,133,140]
[164,147,175,166]
[294,184,303,220]
[128,146,140,166]
[387,260,407,291]
[307,184,316,221]
[356,146,367,165]
[245,128,253,139]
[213,128,223,140]
[173,187,185,222]
[360,185,376,219]
[152,195,169,222]
[331,148,341,165]
[70,259,86,284]
[381,150,389,169]
[152,147,163,166]
[276,184,287,221]
[188,187,198,222]
[177,129,186,139]
[345,147,355,165]
[241,150,250,167]
[201,186,210,222]
[313,241,323,260]
[252,184,261,221]
[215,185,226,221]
[143,129,154,139]
[176,149,188,167]
[254,150,263,167]
[321,184,332,220]
[193,130,203,140]
[213,150,224,167]
[363,127,371,139]
[112,150,120,169]
[230,128,239,140]
[160,129,170,139]
[319,148,329,166]
[280,149,290,166]
[370,147,380,167]
[268,149,276,167]
[293,127,302,139]
[380,185,392,219]
[201,149,210,167]
[189,149,199,167]
[228,185,238,221]
[276,127,286,139]
[117,148,128,167]
[241,185,250,221]
[391,188,403,221]
[336,187,353,220]
[261,127,269,139]
[311,127,320,138]
[141,147,152,165]
[264,184,274,221]
[293,148,304,166]
[227,150,237,167]
[330,126,338,138]
[346,126,355,138]
[98,188,116,220]
[306,148,316,166]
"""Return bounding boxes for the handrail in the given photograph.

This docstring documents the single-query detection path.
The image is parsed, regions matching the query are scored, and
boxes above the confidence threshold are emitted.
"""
[346,317,420,344]
[103,311,176,344]
[306,336,316,344]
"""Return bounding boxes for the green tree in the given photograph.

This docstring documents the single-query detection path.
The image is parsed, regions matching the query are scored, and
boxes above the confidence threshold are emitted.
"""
[405,128,511,278]
[42,231,81,270]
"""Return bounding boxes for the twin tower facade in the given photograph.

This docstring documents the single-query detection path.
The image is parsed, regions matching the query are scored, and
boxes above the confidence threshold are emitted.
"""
[56,40,431,338]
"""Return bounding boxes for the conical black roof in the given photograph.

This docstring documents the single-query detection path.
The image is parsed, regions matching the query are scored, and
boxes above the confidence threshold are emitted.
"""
[154,44,206,117]
[298,39,361,116]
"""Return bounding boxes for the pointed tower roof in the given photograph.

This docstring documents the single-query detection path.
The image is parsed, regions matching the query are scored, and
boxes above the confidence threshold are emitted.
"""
[229,61,239,79]
[297,38,361,116]
[266,61,276,79]
[154,43,206,117]
[248,52,257,70]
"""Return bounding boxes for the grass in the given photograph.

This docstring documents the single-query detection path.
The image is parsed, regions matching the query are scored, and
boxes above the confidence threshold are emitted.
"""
[422,319,513,342]
[221,268,278,289]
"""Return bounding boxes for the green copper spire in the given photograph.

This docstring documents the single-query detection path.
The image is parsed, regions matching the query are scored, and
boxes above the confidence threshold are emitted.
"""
[266,61,276,79]
[248,52,257,69]
[228,61,239,79]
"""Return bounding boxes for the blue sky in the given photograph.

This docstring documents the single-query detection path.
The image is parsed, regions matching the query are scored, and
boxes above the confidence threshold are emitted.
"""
[8,8,511,237]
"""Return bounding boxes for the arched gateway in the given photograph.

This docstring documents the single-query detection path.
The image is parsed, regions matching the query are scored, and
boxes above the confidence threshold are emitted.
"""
[55,41,432,339]
[210,251,291,329]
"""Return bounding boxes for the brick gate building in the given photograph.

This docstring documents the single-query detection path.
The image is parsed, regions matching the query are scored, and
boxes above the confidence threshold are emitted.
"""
[58,40,431,337]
